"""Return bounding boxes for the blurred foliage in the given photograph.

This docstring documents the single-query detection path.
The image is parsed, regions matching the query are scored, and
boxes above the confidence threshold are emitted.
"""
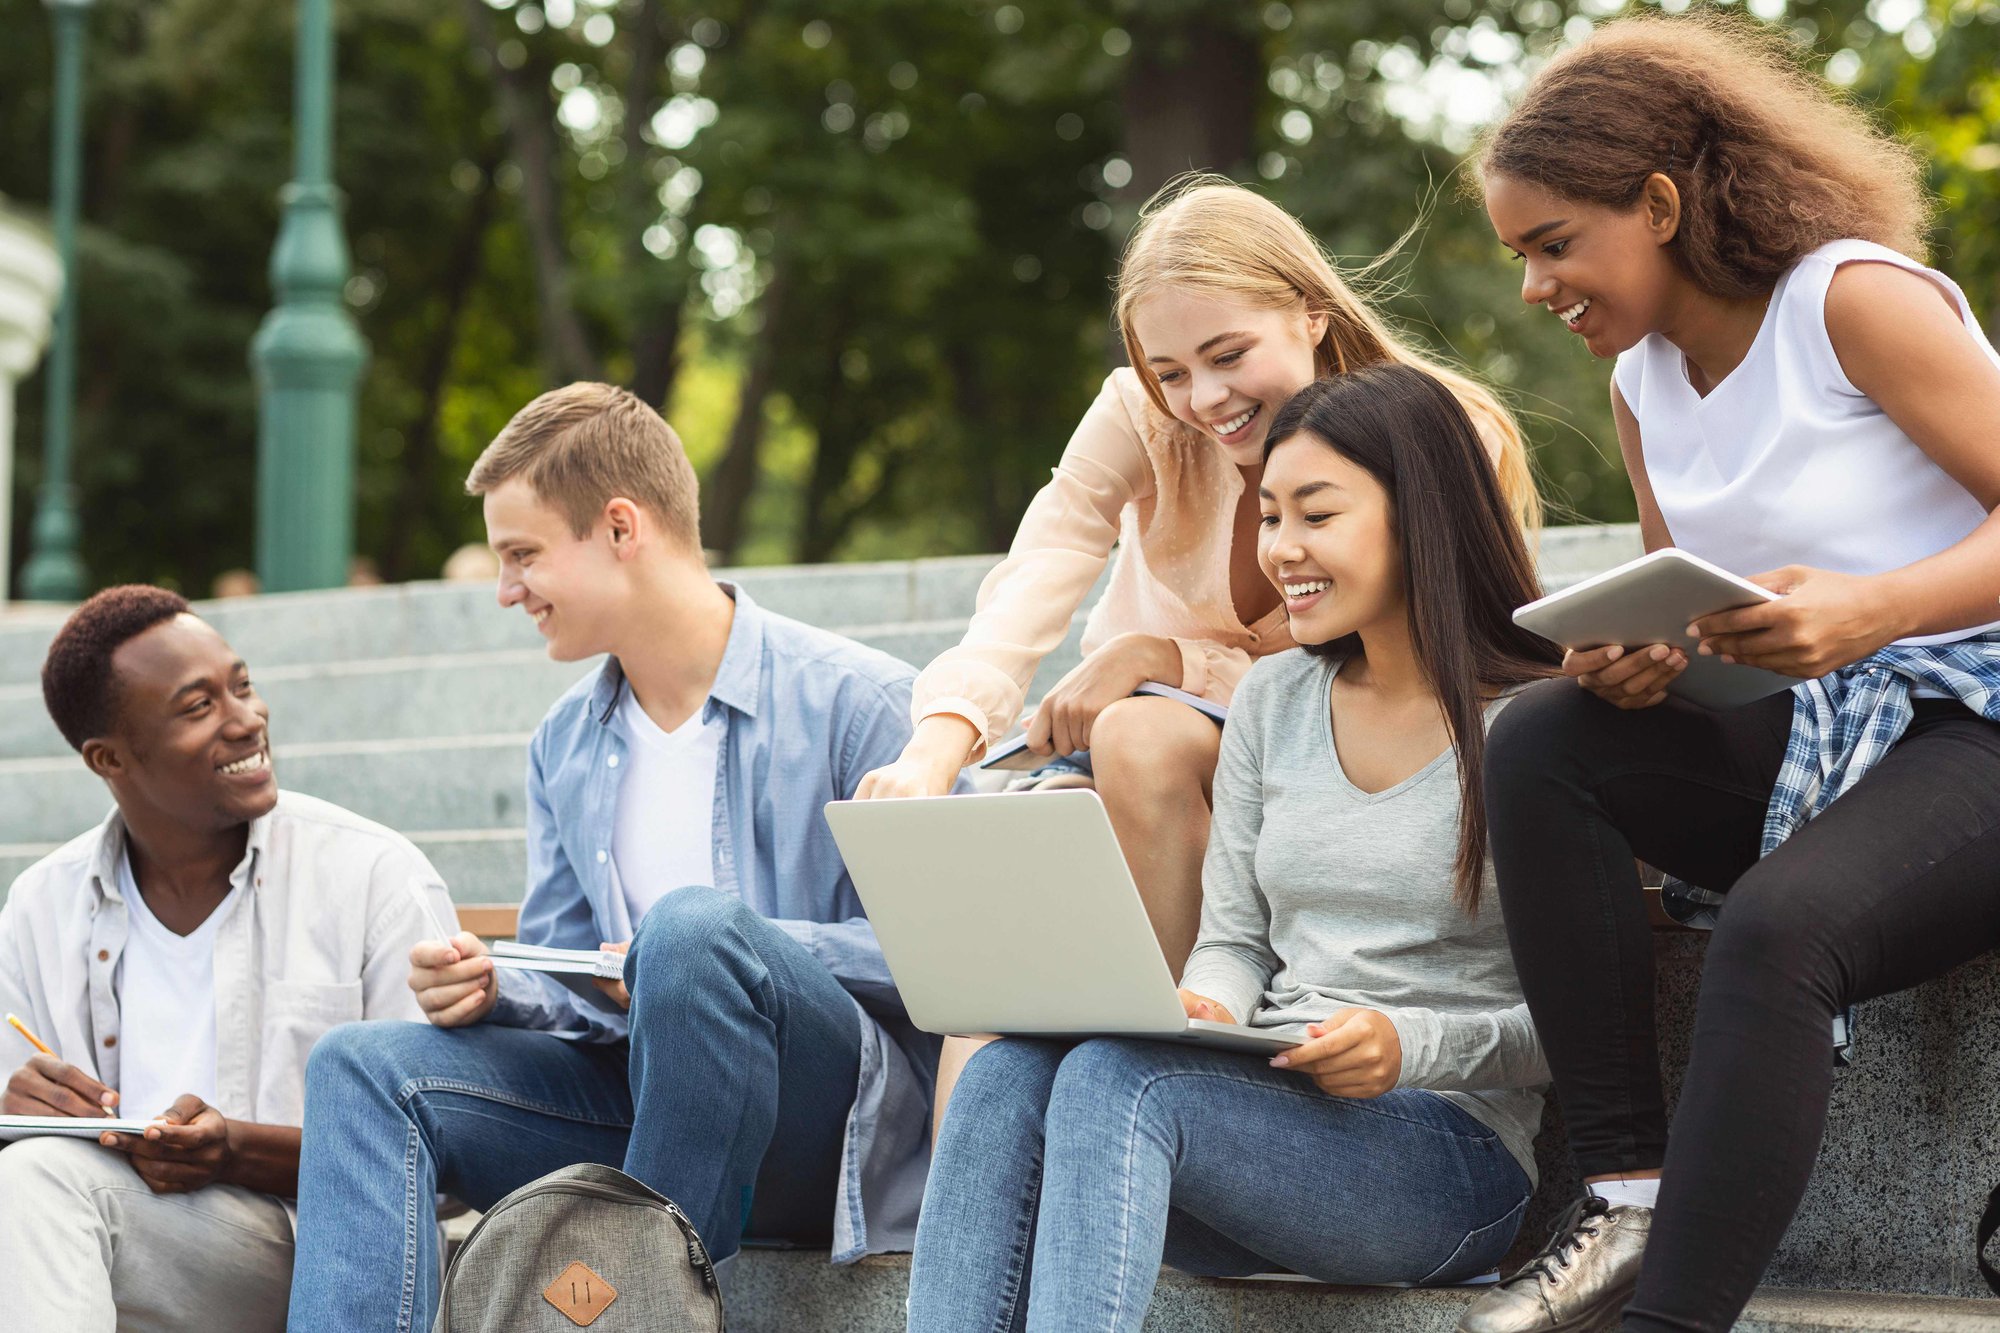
[2,0,1989,594]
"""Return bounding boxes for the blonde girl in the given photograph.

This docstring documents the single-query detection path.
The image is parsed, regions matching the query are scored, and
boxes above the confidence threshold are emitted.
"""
[858,178,1536,1114]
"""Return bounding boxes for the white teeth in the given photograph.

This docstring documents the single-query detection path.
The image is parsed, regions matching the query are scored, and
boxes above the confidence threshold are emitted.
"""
[533,608,551,623]
[1284,580,1330,599]
[218,751,267,776]
[1215,406,1258,436]
[1556,299,1591,327]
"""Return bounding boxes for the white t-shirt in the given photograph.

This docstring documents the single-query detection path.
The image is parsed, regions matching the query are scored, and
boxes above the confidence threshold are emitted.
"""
[1612,238,2000,647]
[612,690,722,924]
[114,851,229,1120]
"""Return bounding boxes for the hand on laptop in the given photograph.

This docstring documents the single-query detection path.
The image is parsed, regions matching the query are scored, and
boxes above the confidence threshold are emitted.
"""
[4,1053,118,1118]
[410,933,500,1027]
[593,941,632,1010]
[1177,989,1238,1027]
[858,714,979,800]
[1269,1007,1403,1099]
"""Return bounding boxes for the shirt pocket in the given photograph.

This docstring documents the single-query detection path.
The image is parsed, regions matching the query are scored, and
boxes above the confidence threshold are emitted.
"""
[258,978,364,1128]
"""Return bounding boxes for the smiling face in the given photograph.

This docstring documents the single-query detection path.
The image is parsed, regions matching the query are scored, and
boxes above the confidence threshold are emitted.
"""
[1131,289,1329,466]
[1483,171,1684,359]
[484,477,637,662]
[92,615,278,831]
[1257,431,1404,646]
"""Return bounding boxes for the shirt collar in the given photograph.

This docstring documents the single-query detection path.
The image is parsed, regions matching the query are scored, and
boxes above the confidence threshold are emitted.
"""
[590,581,766,725]
[86,804,273,903]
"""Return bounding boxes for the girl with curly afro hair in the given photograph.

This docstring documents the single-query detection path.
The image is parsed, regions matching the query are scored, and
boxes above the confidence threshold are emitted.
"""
[1462,12,2000,1333]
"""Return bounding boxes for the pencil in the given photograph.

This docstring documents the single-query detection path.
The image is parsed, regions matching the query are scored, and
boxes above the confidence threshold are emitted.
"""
[6,1013,52,1057]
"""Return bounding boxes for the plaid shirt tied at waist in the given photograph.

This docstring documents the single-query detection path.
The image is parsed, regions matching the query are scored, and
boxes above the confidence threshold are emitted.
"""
[1665,631,2000,929]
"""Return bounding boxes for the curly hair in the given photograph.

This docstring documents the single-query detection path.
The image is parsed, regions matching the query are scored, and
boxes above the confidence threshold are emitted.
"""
[41,585,192,751]
[1474,11,1932,300]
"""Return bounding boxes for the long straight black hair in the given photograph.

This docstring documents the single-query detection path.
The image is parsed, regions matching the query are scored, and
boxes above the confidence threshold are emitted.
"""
[1264,365,1561,912]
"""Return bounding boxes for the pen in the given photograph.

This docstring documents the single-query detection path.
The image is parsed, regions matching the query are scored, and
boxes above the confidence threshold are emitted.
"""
[6,1012,52,1057]
[8,1011,117,1119]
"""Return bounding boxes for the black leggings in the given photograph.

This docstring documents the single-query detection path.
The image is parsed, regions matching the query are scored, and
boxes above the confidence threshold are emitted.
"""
[1484,680,2000,1332]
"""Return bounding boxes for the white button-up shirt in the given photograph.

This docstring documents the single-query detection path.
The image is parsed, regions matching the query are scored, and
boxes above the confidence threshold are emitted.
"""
[0,790,456,1130]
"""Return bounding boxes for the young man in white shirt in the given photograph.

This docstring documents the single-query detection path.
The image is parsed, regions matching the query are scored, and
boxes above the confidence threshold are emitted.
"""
[0,585,456,1332]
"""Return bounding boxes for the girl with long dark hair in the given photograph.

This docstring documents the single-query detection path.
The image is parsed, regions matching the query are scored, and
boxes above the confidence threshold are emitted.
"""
[1464,13,2000,1332]
[904,365,1560,1331]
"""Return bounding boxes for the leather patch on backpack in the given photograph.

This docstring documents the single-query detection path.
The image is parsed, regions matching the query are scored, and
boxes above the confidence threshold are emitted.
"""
[543,1260,619,1327]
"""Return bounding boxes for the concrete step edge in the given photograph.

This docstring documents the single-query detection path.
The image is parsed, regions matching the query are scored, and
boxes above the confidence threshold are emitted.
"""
[0,618,983,706]
[722,1250,2000,1332]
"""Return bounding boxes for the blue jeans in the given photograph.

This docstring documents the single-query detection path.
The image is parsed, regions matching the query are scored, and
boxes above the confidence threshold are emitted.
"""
[286,888,863,1333]
[908,1038,1532,1333]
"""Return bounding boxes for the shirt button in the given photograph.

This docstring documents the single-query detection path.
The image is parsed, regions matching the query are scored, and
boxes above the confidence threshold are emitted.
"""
[96,949,109,962]
[597,850,608,864]
[103,1036,116,1049]
[607,754,620,768]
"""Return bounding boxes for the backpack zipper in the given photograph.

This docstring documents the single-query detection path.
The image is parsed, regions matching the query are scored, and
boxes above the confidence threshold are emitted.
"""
[438,1179,724,1327]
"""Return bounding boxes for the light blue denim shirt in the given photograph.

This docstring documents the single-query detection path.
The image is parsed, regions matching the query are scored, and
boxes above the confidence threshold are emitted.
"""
[488,583,945,1261]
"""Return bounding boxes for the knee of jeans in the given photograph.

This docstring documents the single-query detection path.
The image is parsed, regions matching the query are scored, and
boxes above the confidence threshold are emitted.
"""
[305,1019,424,1107]
[1046,1039,1179,1132]
[628,886,753,989]
[960,1040,1063,1112]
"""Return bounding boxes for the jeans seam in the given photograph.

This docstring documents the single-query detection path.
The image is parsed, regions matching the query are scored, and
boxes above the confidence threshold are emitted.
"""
[1415,1191,1530,1287]
[394,1077,634,1129]
[399,1119,421,1333]
[996,1150,1042,1333]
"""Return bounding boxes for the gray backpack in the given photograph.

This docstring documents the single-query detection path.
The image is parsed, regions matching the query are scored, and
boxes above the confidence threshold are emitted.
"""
[434,1162,725,1332]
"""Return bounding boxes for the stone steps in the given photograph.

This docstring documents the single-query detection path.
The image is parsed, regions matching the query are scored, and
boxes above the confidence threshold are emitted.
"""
[0,554,1023,682]
[724,1251,2000,1331]
[0,622,1040,760]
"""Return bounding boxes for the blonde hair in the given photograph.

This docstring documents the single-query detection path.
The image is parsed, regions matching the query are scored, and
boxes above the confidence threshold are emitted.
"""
[466,382,701,547]
[1477,11,1931,298]
[1115,176,1540,531]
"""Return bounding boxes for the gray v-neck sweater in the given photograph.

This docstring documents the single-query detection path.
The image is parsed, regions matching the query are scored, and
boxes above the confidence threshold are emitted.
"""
[1179,649,1548,1182]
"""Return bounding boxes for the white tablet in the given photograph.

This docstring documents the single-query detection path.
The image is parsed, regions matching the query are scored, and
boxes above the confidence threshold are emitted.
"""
[1512,548,1797,710]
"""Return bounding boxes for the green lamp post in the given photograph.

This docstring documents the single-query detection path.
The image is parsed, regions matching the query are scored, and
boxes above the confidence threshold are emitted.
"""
[18,0,94,603]
[251,0,367,592]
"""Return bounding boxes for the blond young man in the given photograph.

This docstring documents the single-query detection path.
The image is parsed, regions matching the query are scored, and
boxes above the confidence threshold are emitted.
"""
[286,385,945,1332]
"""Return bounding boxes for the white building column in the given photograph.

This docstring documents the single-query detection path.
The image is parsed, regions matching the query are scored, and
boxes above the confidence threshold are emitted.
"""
[0,205,62,604]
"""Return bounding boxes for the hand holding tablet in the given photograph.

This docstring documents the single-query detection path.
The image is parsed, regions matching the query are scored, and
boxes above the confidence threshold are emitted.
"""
[1512,549,1798,710]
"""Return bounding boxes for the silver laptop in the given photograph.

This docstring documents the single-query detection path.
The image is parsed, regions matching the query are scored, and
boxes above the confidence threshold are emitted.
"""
[823,790,1295,1056]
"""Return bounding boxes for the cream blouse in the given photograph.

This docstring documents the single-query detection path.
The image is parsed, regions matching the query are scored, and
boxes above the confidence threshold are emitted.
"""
[913,367,1296,755]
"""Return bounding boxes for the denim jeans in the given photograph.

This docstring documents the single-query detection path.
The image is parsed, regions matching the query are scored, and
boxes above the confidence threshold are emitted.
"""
[908,1037,1532,1333]
[286,888,864,1333]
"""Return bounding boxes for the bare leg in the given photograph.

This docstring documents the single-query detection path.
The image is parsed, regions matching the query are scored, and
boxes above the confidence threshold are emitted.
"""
[933,1034,995,1141]
[1088,696,1223,978]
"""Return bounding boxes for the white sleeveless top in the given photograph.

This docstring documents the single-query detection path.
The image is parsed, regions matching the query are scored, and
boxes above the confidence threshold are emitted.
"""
[1613,238,2000,646]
